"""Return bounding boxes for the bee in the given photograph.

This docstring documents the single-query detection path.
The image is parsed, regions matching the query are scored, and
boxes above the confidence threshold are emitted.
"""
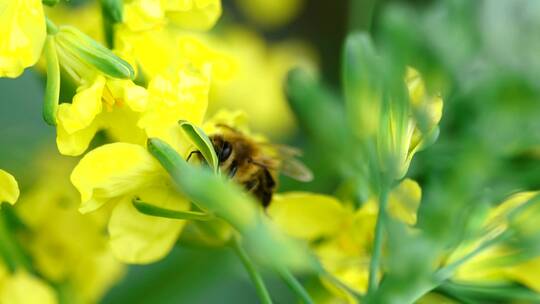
[189,125,313,207]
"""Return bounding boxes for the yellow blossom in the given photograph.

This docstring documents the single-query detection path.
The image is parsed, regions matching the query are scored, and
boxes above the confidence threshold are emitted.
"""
[209,27,317,138]
[377,67,443,179]
[0,0,46,78]
[44,2,104,43]
[452,191,540,292]
[56,76,148,156]
[268,179,421,300]
[123,0,221,32]
[0,169,19,205]
[0,265,57,304]
[15,155,124,303]
[235,0,305,28]
[69,69,213,263]
[115,26,234,80]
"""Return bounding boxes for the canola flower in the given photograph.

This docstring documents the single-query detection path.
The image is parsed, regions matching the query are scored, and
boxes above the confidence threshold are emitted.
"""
[269,179,422,300]
[209,27,317,138]
[15,156,125,303]
[1,159,124,304]
[1,169,57,304]
[1,0,540,303]
[0,0,46,78]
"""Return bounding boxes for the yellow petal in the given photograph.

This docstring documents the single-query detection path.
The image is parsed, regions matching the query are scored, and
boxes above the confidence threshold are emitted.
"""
[57,76,106,134]
[0,0,46,78]
[108,185,189,264]
[0,271,57,304]
[268,192,347,240]
[360,179,421,226]
[504,256,540,292]
[387,178,422,225]
[71,143,163,214]
[0,169,19,205]
[139,70,210,148]
[165,0,222,30]
[107,79,148,112]
[56,112,100,156]
[123,0,164,32]
[235,0,304,28]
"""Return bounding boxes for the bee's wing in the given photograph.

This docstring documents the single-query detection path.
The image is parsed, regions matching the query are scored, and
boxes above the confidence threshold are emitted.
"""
[280,157,314,182]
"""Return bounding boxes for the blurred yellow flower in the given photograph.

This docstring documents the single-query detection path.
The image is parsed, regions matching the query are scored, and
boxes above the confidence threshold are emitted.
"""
[209,27,317,138]
[377,67,443,180]
[0,0,46,78]
[452,191,540,292]
[123,0,221,32]
[15,155,124,303]
[235,0,305,28]
[0,169,19,205]
[44,1,104,43]
[0,266,57,304]
[116,26,233,80]
[268,179,421,300]
[56,75,148,156]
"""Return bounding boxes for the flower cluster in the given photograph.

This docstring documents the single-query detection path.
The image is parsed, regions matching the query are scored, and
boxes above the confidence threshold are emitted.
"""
[2,0,540,303]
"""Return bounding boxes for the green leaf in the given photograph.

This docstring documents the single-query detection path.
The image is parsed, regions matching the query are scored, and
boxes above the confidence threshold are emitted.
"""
[132,198,213,221]
[43,35,60,126]
[179,120,219,173]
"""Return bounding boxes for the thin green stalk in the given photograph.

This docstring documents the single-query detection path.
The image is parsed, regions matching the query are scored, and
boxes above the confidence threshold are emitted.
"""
[367,187,389,294]
[349,0,377,33]
[132,198,214,221]
[277,268,313,304]
[0,210,31,272]
[230,237,273,304]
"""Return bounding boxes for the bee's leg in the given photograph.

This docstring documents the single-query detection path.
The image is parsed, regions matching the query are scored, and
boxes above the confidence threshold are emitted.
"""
[186,150,203,162]
[228,161,238,178]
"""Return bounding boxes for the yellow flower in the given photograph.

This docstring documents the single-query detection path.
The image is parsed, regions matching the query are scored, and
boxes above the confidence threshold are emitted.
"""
[268,179,421,300]
[0,265,57,304]
[123,0,221,32]
[70,106,251,264]
[0,169,19,205]
[71,142,189,264]
[451,191,540,292]
[44,1,104,43]
[377,67,443,179]
[56,76,148,156]
[0,0,46,78]
[235,0,304,28]
[138,66,212,146]
[15,155,124,303]
[209,27,317,138]
[115,26,233,80]
[399,68,443,177]
[70,70,211,263]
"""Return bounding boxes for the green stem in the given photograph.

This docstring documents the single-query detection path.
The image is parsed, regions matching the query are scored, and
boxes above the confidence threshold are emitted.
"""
[46,18,59,35]
[349,0,377,33]
[367,187,389,294]
[277,268,313,304]
[230,237,273,304]
[132,198,214,221]
[0,209,31,272]
[43,35,60,126]
[100,0,123,48]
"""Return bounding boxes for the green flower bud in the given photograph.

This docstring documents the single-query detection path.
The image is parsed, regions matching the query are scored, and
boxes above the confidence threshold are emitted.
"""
[56,26,134,79]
